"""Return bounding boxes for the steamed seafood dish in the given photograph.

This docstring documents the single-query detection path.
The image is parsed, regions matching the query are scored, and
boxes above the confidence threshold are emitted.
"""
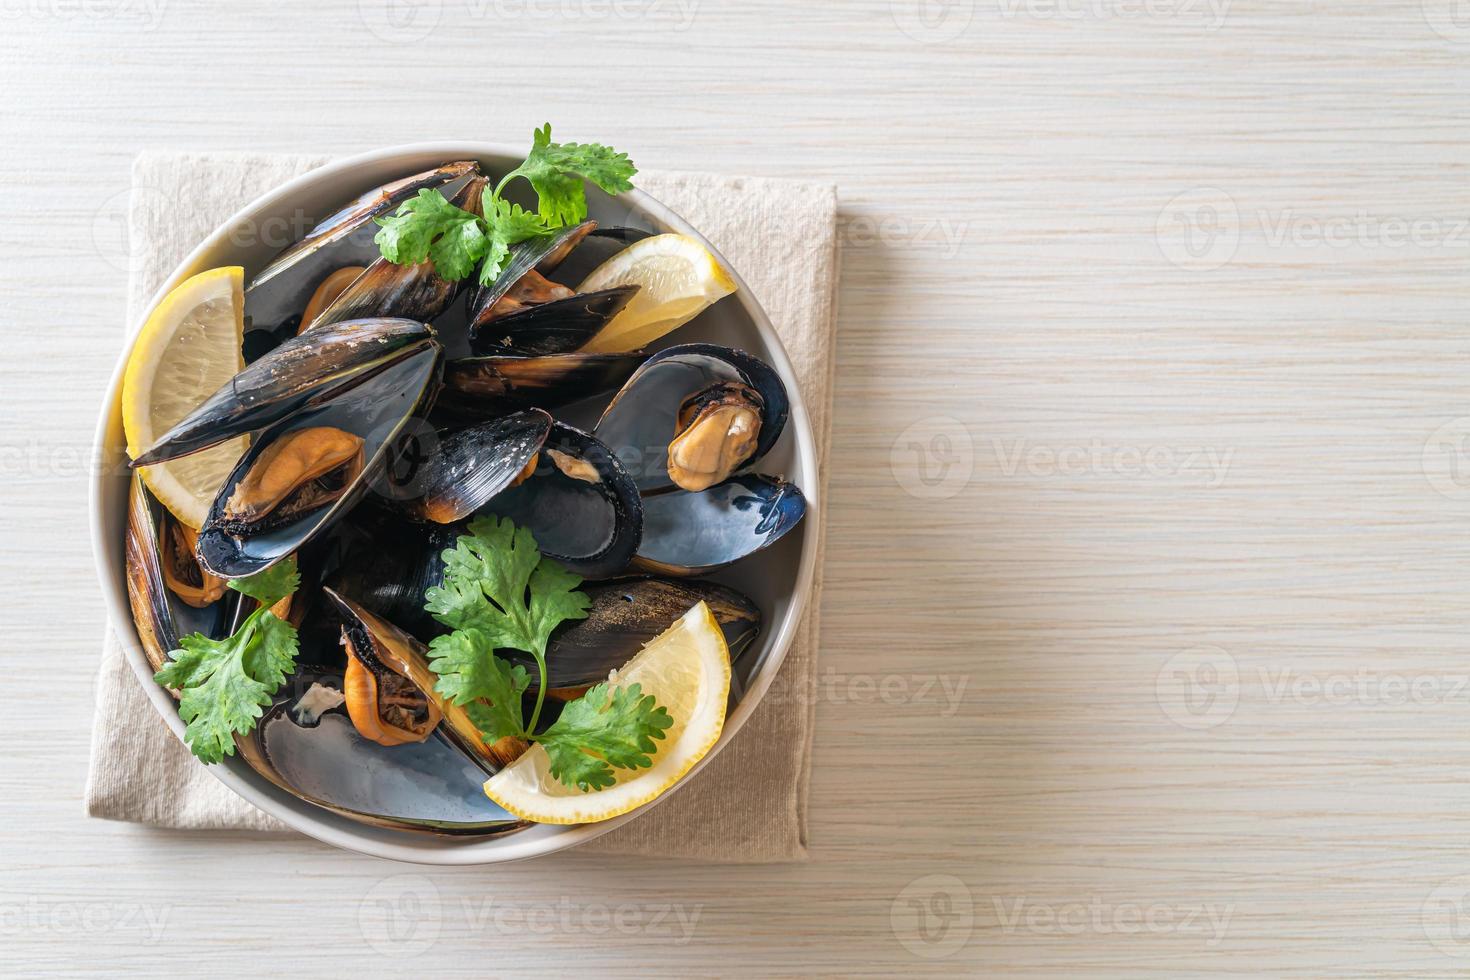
[120,129,808,833]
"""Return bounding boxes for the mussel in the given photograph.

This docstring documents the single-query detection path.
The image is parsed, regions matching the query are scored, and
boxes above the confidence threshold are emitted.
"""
[326,589,526,769]
[244,161,478,342]
[438,350,644,416]
[133,317,444,579]
[479,422,643,580]
[124,475,233,674]
[465,221,640,353]
[433,223,648,417]
[133,317,437,466]
[589,344,806,574]
[156,511,228,608]
[235,615,523,836]
[634,474,807,577]
[303,174,489,333]
[594,344,790,492]
[320,515,459,642]
[516,577,760,692]
[385,410,552,524]
[215,426,365,536]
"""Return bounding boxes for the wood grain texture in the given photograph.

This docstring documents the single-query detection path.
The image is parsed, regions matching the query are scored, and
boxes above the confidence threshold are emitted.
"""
[5,0,1470,974]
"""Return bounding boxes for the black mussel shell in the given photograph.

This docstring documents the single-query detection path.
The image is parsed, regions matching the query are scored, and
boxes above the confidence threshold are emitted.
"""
[438,351,644,416]
[322,588,525,773]
[320,515,459,643]
[196,339,442,579]
[125,476,234,674]
[632,474,807,577]
[505,577,760,690]
[385,410,552,525]
[133,318,435,467]
[245,161,478,339]
[464,220,596,327]
[468,286,640,356]
[480,423,642,580]
[304,176,487,332]
[594,344,791,492]
[236,668,523,836]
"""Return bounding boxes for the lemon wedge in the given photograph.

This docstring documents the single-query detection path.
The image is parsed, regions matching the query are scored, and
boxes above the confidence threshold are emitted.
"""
[576,234,737,353]
[122,267,248,529]
[484,601,731,824]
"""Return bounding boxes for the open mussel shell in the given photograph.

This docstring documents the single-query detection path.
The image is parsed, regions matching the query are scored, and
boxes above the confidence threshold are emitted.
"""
[304,175,488,333]
[324,588,526,772]
[510,577,760,691]
[196,337,442,579]
[481,423,643,579]
[439,351,644,416]
[234,656,523,836]
[633,474,807,577]
[594,344,791,492]
[465,220,595,328]
[245,161,478,339]
[469,286,640,356]
[466,221,645,356]
[124,475,234,674]
[133,318,435,467]
[387,409,552,524]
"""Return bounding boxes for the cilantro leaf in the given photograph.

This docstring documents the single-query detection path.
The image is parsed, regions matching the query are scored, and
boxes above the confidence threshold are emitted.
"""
[425,515,590,653]
[479,195,553,286]
[227,557,299,607]
[372,125,636,285]
[155,558,301,764]
[426,629,529,745]
[155,609,300,764]
[499,124,638,228]
[536,682,673,792]
[373,188,486,273]
[429,212,489,281]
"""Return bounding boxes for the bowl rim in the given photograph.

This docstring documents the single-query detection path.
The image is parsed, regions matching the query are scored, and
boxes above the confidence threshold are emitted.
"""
[88,140,820,865]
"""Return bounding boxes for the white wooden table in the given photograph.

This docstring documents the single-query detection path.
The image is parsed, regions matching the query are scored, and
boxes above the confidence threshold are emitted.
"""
[7,0,1470,974]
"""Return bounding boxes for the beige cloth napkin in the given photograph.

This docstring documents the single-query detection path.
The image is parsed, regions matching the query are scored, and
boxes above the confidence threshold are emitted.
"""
[86,152,838,861]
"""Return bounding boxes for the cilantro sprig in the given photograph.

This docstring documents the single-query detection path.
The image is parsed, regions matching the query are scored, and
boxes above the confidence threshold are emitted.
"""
[425,516,673,791]
[374,124,637,286]
[154,558,301,764]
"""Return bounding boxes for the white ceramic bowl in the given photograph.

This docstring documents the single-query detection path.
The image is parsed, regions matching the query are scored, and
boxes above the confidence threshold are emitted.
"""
[89,142,819,864]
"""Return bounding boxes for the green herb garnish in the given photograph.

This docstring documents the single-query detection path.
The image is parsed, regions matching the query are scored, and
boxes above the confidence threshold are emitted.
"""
[425,516,673,791]
[154,558,301,764]
[373,124,637,286]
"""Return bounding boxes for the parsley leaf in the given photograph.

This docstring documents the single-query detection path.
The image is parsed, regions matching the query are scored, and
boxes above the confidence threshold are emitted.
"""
[499,124,638,228]
[537,682,674,792]
[426,629,529,746]
[373,188,486,273]
[425,515,590,652]
[154,559,301,764]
